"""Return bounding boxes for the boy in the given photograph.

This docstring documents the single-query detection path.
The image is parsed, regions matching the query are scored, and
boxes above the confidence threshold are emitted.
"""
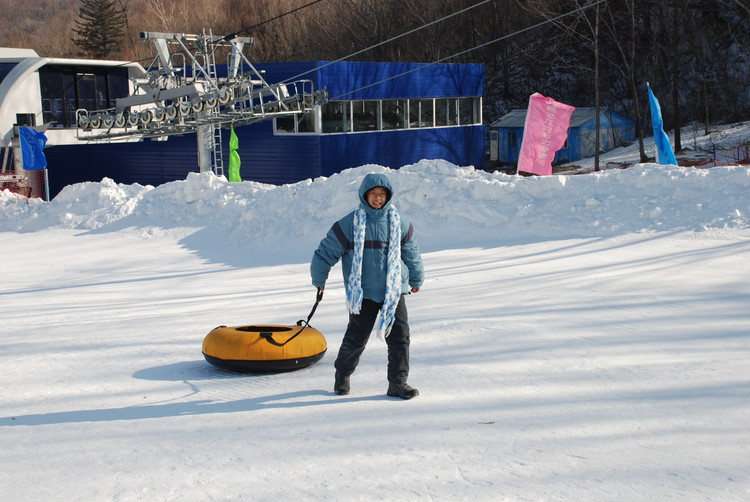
[311,173,424,399]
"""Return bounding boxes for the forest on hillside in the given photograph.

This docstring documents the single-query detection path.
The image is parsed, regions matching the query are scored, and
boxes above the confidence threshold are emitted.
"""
[2,0,749,144]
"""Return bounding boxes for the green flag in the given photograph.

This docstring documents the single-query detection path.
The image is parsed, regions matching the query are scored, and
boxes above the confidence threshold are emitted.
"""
[228,125,242,182]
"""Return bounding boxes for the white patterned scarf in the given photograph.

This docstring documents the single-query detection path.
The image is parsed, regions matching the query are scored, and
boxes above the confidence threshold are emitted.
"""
[346,206,402,338]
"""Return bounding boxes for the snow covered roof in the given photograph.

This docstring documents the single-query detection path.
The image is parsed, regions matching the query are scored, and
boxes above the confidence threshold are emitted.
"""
[491,107,631,129]
[489,109,527,128]
[0,47,39,59]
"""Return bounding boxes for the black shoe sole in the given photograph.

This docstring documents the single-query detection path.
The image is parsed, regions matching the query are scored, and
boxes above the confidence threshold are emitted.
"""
[387,389,419,399]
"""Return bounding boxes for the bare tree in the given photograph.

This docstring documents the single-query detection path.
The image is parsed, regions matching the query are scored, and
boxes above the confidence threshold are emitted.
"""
[3,0,748,133]
[521,0,606,168]
[600,0,648,162]
[718,0,750,18]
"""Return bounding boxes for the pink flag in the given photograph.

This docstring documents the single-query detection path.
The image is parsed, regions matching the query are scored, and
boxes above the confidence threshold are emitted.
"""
[517,93,575,176]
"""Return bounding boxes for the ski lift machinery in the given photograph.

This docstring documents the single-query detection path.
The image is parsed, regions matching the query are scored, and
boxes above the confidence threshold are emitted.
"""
[75,30,328,176]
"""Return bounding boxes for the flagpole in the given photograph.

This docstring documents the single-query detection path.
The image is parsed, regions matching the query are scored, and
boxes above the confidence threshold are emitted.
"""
[516,96,533,176]
[44,168,50,201]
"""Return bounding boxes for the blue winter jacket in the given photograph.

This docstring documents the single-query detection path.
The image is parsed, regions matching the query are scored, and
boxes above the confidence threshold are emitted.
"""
[311,173,424,302]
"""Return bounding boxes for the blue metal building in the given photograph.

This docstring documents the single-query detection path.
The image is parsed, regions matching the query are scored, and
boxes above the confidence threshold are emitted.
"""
[38,60,485,197]
[489,107,635,166]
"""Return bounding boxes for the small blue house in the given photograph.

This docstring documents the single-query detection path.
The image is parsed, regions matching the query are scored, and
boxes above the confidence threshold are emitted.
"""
[1,50,485,198]
[489,107,635,166]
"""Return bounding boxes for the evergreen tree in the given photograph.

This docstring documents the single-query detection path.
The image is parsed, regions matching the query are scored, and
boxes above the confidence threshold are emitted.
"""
[72,0,127,59]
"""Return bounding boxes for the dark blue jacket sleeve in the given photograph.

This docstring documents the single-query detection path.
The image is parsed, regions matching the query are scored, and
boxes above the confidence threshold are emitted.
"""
[401,219,424,289]
[311,220,350,288]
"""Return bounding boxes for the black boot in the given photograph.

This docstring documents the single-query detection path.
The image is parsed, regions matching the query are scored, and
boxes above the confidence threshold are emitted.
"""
[334,372,350,395]
[387,382,419,400]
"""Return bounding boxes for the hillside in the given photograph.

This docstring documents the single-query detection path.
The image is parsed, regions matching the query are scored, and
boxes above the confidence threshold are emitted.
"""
[2,0,748,126]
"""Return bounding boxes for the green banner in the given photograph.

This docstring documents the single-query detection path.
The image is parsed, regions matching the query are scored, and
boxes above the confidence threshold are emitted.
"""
[228,125,242,182]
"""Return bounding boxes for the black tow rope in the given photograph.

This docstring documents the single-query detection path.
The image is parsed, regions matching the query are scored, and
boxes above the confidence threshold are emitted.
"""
[260,288,324,347]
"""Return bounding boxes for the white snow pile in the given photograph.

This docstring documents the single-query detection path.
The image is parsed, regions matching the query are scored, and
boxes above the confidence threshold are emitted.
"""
[3,160,749,258]
[1,148,749,500]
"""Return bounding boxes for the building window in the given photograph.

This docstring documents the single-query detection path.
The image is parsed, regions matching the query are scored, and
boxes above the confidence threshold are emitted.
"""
[276,116,295,133]
[435,98,458,127]
[409,99,434,128]
[16,113,36,126]
[321,101,350,133]
[276,112,315,134]
[382,99,407,130]
[458,98,477,125]
[509,133,517,147]
[39,66,129,128]
[76,74,97,115]
[352,100,378,132]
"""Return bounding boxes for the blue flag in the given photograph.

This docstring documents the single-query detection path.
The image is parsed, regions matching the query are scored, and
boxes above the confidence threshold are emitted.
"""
[647,84,677,165]
[19,127,48,171]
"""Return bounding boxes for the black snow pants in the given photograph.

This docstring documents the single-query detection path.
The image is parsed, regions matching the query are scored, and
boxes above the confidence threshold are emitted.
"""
[334,296,410,385]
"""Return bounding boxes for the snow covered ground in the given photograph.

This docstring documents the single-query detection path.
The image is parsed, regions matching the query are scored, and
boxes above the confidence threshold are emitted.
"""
[1,124,749,501]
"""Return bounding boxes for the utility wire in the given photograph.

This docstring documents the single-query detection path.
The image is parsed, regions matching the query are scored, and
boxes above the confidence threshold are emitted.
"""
[281,0,494,84]
[222,0,327,41]
[329,0,607,101]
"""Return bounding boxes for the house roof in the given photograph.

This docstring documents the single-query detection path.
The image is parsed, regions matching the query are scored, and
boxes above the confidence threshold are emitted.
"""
[490,109,528,128]
[490,107,621,129]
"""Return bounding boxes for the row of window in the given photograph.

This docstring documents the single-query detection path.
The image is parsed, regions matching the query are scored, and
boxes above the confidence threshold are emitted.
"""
[276,97,482,134]
[31,66,482,134]
[39,66,129,128]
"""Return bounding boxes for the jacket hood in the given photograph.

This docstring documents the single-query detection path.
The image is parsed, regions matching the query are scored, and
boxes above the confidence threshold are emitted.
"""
[358,173,394,214]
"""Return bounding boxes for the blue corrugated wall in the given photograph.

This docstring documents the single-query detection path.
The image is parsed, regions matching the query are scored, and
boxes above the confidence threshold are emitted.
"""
[43,61,485,197]
[317,61,484,99]
[45,134,200,196]
[230,121,323,184]
[320,126,486,175]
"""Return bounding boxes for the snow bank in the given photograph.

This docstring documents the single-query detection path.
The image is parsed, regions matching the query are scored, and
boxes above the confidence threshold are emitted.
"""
[3,160,749,254]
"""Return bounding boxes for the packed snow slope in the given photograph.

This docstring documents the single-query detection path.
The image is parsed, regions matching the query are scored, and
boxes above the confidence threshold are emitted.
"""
[1,155,749,501]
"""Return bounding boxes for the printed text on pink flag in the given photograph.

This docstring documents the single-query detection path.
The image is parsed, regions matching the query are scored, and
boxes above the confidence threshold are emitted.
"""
[517,93,575,176]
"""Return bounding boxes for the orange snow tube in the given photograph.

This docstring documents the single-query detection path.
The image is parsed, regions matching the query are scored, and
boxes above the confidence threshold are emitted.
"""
[202,324,327,373]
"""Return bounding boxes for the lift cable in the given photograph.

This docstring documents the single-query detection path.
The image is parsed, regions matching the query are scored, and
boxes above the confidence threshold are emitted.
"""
[328,0,607,101]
